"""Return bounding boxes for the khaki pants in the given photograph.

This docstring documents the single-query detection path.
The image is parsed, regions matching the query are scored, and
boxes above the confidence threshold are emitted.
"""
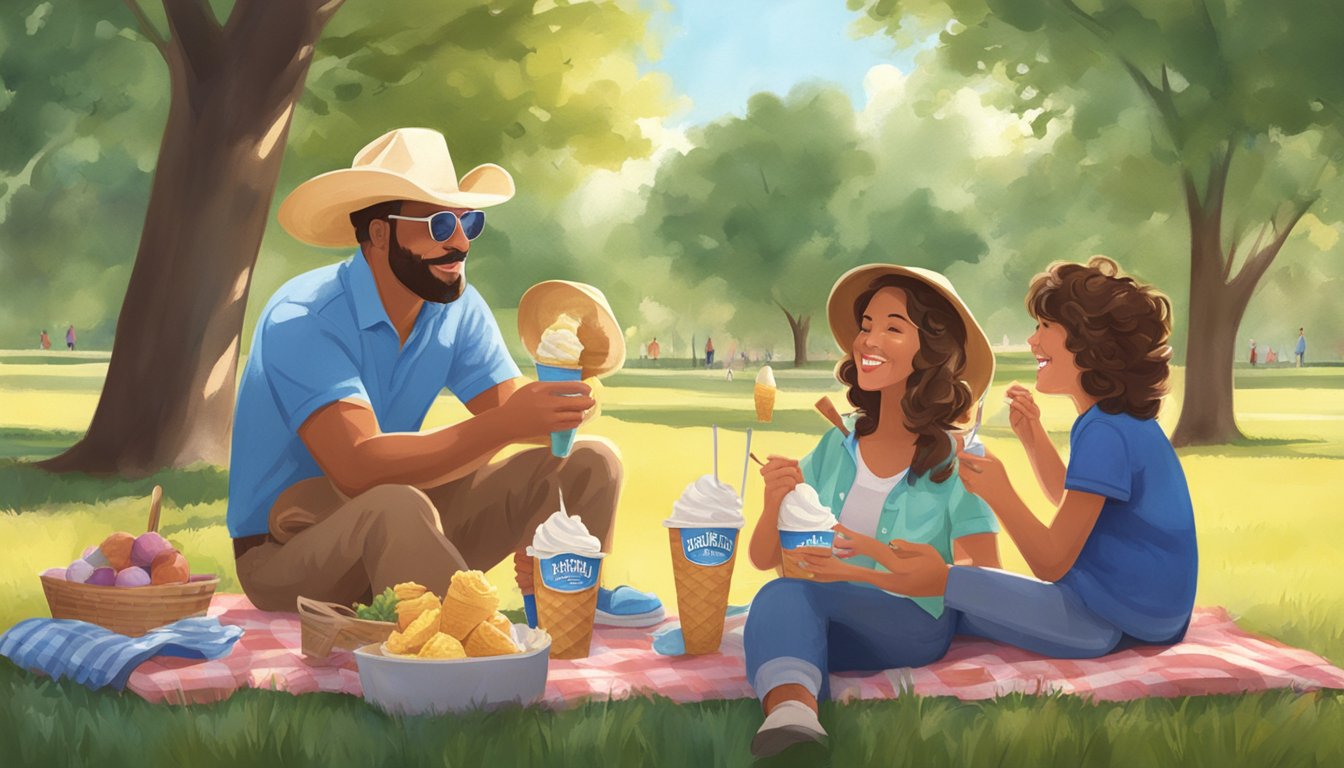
[235,439,621,612]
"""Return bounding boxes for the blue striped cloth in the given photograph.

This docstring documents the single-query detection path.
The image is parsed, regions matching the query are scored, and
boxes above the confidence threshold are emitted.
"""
[0,616,243,691]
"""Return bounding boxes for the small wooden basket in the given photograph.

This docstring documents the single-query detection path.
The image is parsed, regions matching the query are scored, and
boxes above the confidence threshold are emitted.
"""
[40,485,218,637]
[297,596,396,660]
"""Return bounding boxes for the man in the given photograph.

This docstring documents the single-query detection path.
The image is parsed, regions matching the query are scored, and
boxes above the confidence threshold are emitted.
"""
[65,325,75,351]
[227,128,662,628]
[1296,328,1306,368]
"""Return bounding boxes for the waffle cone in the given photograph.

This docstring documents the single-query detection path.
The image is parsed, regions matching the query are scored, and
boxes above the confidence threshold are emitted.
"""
[668,528,738,655]
[440,592,498,641]
[532,558,599,659]
[778,545,831,579]
[464,620,521,657]
[754,384,776,422]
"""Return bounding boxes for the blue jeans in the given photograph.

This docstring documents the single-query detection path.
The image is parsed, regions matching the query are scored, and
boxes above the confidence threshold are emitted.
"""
[744,568,1124,702]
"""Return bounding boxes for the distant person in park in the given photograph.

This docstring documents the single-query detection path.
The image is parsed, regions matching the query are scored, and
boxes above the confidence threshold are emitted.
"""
[1266,346,1278,365]
[648,337,660,361]
[705,337,715,367]
[226,127,663,629]
[65,325,75,351]
[1296,328,1307,367]
[1249,339,1257,367]
[39,330,51,351]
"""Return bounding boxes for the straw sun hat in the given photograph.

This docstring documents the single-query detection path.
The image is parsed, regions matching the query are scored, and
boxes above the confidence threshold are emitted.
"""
[827,264,994,423]
[518,281,626,379]
[278,128,516,248]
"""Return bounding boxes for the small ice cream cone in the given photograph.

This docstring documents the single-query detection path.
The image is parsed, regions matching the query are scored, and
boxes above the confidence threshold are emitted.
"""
[464,620,521,657]
[532,558,600,659]
[754,366,777,422]
[668,528,738,654]
[440,570,500,640]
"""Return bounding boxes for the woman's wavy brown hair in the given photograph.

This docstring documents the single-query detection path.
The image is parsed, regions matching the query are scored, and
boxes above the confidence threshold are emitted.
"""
[836,275,972,484]
[1026,256,1173,420]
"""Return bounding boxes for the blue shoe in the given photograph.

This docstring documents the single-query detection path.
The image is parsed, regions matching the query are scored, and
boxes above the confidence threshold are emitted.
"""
[595,585,665,628]
[522,593,538,629]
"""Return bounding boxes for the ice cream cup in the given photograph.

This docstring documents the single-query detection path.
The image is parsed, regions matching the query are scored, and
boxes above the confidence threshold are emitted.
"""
[534,361,583,457]
[532,552,603,659]
[668,526,739,655]
[778,529,835,579]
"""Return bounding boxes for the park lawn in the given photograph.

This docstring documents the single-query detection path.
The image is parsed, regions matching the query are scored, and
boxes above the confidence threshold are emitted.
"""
[1,351,1342,765]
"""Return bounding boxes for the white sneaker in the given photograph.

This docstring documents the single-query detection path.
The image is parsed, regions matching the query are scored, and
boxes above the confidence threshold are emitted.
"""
[751,700,827,758]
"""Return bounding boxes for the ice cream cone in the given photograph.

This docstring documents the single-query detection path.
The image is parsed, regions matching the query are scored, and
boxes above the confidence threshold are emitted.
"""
[532,558,600,659]
[668,528,738,655]
[395,592,441,631]
[754,383,776,422]
[440,570,501,640]
[464,620,521,657]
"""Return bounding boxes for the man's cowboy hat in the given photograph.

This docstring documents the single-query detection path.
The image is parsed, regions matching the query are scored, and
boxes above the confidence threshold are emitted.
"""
[278,128,515,248]
[518,281,626,379]
[828,264,994,422]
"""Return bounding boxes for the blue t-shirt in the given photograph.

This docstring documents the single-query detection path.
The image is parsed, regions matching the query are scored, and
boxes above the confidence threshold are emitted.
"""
[1296,336,1306,354]
[1059,406,1198,643]
[226,251,521,537]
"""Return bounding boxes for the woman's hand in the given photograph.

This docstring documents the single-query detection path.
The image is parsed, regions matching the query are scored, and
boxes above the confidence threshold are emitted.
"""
[760,455,803,515]
[1004,383,1043,446]
[957,447,1015,508]
[788,547,882,585]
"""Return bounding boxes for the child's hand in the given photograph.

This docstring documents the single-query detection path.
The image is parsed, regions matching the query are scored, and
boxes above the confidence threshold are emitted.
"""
[1004,383,1042,445]
[957,447,1013,505]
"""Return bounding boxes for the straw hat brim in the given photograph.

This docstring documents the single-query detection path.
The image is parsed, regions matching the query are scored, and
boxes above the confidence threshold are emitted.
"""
[518,281,626,379]
[278,165,514,248]
[827,264,995,423]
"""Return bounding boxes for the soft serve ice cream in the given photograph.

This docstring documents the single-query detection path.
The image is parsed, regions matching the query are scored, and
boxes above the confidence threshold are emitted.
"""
[665,474,746,655]
[528,504,605,659]
[754,365,776,422]
[534,313,584,367]
[663,475,746,530]
[777,484,834,532]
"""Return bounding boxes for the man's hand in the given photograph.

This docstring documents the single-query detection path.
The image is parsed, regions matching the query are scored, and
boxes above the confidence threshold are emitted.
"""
[497,380,595,441]
[761,455,803,516]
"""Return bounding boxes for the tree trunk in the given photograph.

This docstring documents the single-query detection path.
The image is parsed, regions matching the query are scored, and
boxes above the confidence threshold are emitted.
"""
[1171,222,1244,446]
[39,1,340,475]
[776,303,810,368]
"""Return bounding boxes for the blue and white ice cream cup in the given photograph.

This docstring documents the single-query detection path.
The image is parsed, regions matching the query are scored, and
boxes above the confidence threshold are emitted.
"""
[534,361,583,458]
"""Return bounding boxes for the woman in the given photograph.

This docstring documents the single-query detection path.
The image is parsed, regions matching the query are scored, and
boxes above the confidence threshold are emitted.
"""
[831,256,1196,713]
[744,265,1001,757]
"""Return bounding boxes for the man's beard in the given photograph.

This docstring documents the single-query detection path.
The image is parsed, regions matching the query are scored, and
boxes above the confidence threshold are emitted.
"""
[387,227,466,303]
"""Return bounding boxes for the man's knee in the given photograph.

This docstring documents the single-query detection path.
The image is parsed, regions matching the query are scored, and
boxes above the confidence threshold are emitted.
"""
[353,484,443,534]
[564,437,623,485]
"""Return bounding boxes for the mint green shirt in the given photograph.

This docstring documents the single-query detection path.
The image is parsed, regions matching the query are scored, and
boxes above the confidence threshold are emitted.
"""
[798,423,998,617]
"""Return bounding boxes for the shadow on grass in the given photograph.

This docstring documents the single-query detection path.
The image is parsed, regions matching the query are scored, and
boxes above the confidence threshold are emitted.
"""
[1175,437,1341,461]
[0,460,230,512]
[0,354,110,366]
[603,406,830,434]
[0,374,105,393]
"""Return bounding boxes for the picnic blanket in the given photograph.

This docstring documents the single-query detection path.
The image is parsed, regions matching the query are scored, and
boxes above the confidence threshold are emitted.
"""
[120,593,1344,706]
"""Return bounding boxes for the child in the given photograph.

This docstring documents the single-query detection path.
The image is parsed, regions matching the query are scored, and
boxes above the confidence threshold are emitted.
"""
[880,256,1197,664]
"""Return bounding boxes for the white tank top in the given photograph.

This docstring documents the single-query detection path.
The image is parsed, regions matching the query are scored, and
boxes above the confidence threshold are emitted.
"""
[838,444,908,537]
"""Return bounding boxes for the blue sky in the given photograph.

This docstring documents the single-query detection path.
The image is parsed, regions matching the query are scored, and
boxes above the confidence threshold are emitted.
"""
[643,0,922,126]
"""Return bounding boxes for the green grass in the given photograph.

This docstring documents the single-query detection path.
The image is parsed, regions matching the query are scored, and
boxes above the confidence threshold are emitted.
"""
[2,659,1340,767]
[1,351,1343,765]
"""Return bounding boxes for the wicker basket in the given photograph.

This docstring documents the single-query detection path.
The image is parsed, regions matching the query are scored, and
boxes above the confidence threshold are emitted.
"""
[39,484,219,637]
[298,596,396,660]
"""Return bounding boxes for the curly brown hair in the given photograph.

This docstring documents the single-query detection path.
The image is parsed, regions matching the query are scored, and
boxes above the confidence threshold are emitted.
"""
[1025,256,1173,420]
[836,275,972,484]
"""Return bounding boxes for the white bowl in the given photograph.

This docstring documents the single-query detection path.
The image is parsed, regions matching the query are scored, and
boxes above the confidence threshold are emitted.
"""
[353,624,550,715]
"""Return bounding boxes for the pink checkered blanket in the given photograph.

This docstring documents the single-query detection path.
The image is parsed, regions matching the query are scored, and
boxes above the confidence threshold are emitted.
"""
[126,594,1344,706]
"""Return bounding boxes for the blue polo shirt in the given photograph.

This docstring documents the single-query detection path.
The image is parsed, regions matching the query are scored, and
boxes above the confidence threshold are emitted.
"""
[1059,406,1198,643]
[800,423,998,618]
[226,251,521,538]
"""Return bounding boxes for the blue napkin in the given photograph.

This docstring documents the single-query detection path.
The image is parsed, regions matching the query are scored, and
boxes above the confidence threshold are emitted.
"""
[0,616,243,691]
